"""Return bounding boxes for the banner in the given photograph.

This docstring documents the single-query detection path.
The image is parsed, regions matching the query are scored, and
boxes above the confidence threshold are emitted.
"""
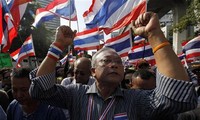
[0,53,13,69]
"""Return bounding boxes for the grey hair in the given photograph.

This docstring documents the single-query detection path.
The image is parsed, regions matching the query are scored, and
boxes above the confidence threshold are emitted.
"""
[91,47,116,68]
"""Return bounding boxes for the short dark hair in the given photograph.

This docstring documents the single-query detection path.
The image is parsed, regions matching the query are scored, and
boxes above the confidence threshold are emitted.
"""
[132,69,155,80]
[11,67,32,79]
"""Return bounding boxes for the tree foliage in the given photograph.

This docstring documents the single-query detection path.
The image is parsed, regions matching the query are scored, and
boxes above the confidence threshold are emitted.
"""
[173,0,200,33]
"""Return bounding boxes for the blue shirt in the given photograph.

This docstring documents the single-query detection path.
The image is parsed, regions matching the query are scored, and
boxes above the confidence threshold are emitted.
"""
[7,100,66,120]
[0,105,6,120]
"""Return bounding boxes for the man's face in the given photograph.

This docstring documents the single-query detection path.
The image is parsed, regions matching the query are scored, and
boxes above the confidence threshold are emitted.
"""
[131,76,156,90]
[74,62,91,84]
[93,51,124,85]
[2,72,11,87]
[11,77,32,105]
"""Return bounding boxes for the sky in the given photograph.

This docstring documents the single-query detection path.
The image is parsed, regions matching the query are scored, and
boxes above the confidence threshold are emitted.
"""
[60,0,92,32]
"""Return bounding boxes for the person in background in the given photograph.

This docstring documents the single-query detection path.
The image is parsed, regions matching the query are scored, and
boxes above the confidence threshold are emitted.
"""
[1,69,13,103]
[60,57,95,119]
[130,69,156,90]
[135,58,151,70]
[0,90,9,112]
[0,105,6,120]
[61,57,95,86]
[121,68,135,89]
[29,12,197,119]
[7,67,66,120]
[0,73,3,89]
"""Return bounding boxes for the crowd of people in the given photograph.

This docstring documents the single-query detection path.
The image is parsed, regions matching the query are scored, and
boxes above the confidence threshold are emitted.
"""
[0,12,200,120]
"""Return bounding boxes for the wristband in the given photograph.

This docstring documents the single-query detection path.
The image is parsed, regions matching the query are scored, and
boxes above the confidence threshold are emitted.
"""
[47,42,64,61]
[153,41,170,53]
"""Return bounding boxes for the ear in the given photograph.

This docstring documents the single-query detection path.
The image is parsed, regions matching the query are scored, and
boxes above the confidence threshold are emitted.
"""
[91,68,96,77]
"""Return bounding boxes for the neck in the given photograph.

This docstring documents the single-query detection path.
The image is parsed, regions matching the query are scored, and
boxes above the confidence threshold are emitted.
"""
[96,82,118,100]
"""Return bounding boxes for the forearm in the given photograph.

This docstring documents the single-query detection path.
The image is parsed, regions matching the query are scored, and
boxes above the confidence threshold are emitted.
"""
[148,32,189,81]
[36,56,57,76]
[36,25,76,77]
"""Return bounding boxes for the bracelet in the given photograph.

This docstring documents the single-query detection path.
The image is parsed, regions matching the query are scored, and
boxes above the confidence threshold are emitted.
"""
[47,42,64,61]
[152,41,170,53]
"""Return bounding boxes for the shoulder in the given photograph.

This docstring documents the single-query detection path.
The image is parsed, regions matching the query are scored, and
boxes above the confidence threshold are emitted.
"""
[61,77,74,86]
[46,105,66,119]
[7,100,21,115]
[8,100,19,107]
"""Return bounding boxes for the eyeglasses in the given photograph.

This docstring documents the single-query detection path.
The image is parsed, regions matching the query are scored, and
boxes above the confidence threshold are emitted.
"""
[99,59,123,66]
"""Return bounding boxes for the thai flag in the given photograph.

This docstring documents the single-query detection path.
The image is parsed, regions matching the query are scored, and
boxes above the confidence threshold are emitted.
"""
[0,0,17,52]
[7,0,31,27]
[60,51,74,65]
[74,27,104,50]
[83,0,146,34]
[183,36,200,62]
[77,50,84,57]
[133,35,145,44]
[10,35,35,68]
[177,53,187,66]
[104,30,132,58]
[128,43,155,66]
[32,0,77,27]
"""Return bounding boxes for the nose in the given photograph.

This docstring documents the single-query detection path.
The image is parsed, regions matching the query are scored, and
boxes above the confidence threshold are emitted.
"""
[14,90,23,98]
[107,62,119,68]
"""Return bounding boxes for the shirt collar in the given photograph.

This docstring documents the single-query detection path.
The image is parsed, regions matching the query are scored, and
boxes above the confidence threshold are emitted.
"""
[86,82,124,97]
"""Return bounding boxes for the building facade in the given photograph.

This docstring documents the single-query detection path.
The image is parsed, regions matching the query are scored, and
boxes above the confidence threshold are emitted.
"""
[37,0,60,42]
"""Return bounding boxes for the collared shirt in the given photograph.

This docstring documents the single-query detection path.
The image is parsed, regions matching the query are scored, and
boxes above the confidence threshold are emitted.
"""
[0,106,6,120]
[61,76,95,87]
[29,69,198,120]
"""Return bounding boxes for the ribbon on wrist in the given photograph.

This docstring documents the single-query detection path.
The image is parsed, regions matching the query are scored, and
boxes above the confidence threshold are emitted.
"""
[47,42,64,61]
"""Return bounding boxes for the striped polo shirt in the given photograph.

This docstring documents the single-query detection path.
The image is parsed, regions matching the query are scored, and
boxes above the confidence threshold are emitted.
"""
[29,69,198,120]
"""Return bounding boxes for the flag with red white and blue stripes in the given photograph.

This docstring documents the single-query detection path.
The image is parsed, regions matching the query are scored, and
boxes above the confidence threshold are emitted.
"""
[182,36,200,62]
[32,0,77,27]
[83,0,146,34]
[104,30,132,58]
[74,27,104,50]
[10,35,35,68]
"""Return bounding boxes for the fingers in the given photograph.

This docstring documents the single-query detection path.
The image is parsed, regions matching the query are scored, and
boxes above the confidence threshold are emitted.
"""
[134,12,153,27]
[57,25,76,39]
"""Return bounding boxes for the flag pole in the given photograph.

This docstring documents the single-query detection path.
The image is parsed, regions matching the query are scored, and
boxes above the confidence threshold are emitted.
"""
[69,0,71,27]
[68,0,72,57]
[30,34,38,68]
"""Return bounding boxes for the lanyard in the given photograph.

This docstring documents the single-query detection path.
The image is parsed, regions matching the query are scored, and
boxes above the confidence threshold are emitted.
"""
[87,95,116,120]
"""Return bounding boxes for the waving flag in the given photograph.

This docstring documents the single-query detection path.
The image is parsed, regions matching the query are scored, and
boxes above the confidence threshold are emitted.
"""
[177,53,188,66]
[0,0,17,52]
[128,43,155,66]
[74,27,104,50]
[7,0,32,27]
[83,0,146,34]
[183,36,200,62]
[60,51,74,65]
[104,30,132,57]
[32,0,77,27]
[133,35,145,44]
[11,35,35,68]
[77,50,84,57]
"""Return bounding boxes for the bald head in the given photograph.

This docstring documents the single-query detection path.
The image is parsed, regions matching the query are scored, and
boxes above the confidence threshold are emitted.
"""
[74,57,91,69]
[74,57,92,84]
